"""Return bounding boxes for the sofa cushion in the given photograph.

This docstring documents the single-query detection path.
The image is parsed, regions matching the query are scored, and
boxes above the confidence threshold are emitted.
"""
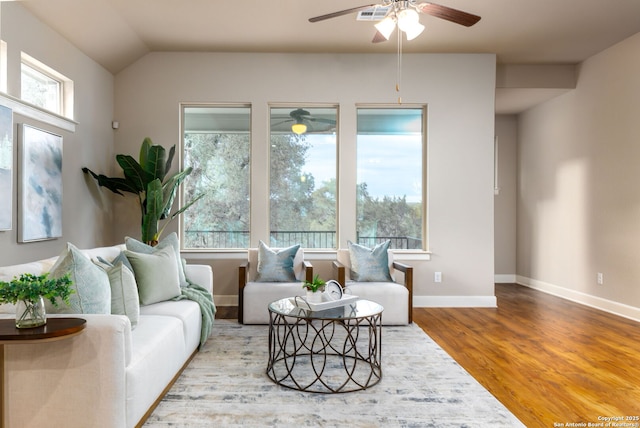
[125,232,187,287]
[140,299,202,354]
[347,240,393,282]
[127,314,187,425]
[48,243,111,314]
[255,241,300,282]
[344,281,409,325]
[94,259,140,329]
[124,246,181,306]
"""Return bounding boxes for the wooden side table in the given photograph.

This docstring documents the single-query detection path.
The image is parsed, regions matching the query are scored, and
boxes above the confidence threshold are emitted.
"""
[0,317,86,428]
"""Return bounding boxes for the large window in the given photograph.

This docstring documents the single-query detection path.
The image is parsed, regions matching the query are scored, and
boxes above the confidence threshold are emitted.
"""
[356,107,424,250]
[269,106,338,249]
[21,53,73,118]
[182,105,251,249]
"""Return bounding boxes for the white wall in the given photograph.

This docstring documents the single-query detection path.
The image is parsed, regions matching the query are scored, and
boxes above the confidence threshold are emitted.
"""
[517,31,640,320]
[0,3,115,266]
[113,52,497,306]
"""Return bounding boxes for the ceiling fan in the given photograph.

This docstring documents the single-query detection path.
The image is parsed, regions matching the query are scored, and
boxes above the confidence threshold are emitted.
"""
[309,0,481,42]
[272,108,336,135]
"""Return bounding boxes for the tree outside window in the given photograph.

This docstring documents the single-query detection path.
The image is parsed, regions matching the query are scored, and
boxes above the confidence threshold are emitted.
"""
[356,107,424,250]
[269,106,337,249]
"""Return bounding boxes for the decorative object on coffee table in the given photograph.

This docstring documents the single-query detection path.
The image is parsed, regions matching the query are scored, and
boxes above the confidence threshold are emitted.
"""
[302,274,325,303]
[323,279,343,301]
[0,273,73,328]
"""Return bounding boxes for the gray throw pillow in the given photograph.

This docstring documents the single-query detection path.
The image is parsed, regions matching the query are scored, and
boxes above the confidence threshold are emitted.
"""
[125,232,187,287]
[94,259,140,329]
[48,243,111,314]
[124,246,181,305]
[347,240,393,282]
[255,240,300,282]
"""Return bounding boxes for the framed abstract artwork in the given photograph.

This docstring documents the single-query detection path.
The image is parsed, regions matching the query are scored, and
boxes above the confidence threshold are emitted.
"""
[18,124,63,242]
[0,105,12,231]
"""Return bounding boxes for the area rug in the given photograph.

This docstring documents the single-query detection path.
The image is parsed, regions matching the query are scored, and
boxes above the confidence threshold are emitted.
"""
[144,319,524,427]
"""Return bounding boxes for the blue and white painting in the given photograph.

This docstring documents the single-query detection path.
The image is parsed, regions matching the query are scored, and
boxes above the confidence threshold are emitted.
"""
[19,124,63,242]
[0,105,12,231]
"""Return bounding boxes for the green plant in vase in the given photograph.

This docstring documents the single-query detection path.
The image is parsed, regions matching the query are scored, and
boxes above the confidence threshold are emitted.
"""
[0,273,74,328]
[302,274,325,303]
[82,137,204,246]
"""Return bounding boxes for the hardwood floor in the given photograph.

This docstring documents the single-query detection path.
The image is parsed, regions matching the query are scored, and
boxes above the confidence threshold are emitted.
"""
[415,284,640,428]
[216,284,640,427]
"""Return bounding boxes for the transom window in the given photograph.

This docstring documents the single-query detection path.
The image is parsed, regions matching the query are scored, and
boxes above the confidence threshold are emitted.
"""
[20,53,73,119]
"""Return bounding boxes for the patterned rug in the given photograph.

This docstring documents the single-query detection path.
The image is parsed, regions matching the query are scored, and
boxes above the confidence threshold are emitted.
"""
[144,319,524,427]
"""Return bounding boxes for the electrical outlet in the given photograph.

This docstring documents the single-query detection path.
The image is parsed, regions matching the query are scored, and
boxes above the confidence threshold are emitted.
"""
[597,272,604,285]
[434,272,442,283]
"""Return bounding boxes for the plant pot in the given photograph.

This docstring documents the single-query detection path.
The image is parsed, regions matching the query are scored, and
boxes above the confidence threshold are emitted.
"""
[16,296,47,328]
[306,289,323,303]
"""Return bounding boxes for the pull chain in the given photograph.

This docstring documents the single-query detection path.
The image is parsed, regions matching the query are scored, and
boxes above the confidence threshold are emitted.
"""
[396,29,402,104]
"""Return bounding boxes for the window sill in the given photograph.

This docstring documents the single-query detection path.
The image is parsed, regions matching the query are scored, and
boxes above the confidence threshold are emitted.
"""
[0,92,77,132]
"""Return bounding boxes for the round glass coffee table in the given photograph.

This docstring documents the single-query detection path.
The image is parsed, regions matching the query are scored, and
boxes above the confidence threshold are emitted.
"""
[267,297,383,393]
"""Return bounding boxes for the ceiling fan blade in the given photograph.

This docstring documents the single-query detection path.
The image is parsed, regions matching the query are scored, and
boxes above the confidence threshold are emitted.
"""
[372,30,388,43]
[308,117,337,125]
[271,119,294,127]
[416,2,481,27]
[309,4,378,23]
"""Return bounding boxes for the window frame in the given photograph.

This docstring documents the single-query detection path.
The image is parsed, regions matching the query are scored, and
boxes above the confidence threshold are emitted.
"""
[20,52,74,119]
[180,103,252,251]
[355,104,428,251]
[268,104,339,250]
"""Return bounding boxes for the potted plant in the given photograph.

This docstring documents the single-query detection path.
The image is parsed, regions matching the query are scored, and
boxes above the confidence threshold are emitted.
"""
[0,273,73,328]
[82,137,204,246]
[302,274,326,303]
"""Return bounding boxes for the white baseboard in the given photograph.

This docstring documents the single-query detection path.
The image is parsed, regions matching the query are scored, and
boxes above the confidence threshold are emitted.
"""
[495,274,516,283]
[516,275,640,323]
[414,295,497,308]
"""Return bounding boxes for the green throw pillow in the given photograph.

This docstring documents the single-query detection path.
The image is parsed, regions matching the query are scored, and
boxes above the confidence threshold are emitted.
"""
[125,232,187,287]
[94,259,140,329]
[48,243,111,314]
[255,240,300,282]
[347,240,393,282]
[124,246,181,305]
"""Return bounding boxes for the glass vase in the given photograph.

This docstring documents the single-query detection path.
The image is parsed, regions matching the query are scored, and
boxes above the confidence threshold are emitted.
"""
[16,296,47,328]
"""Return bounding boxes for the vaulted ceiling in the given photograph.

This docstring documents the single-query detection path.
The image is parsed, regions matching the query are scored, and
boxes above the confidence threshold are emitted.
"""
[17,0,640,113]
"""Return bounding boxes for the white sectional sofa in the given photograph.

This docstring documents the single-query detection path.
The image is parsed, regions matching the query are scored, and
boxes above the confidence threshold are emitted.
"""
[0,242,214,428]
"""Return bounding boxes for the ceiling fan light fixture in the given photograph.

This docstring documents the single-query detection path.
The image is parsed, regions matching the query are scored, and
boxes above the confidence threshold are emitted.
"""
[396,8,420,32]
[403,21,425,40]
[291,122,307,134]
[374,15,396,40]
